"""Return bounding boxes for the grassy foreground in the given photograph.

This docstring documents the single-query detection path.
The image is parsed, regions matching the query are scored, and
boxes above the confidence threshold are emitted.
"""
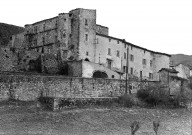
[0,101,192,135]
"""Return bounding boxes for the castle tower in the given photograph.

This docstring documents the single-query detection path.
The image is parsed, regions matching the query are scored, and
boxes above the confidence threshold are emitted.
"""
[69,8,97,62]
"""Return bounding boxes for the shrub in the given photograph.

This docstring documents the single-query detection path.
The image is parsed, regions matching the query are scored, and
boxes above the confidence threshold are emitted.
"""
[137,86,160,107]
[117,95,136,107]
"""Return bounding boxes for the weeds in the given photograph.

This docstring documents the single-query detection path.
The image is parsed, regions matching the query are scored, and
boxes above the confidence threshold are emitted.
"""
[130,121,140,135]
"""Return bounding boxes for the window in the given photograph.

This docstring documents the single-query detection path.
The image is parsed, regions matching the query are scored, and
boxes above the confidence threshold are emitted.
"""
[117,40,119,44]
[37,48,39,52]
[124,52,126,59]
[124,44,126,48]
[109,38,111,42]
[116,50,120,57]
[85,34,88,41]
[33,39,37,46]
[108,48,111,55]
[142,59,146,65]
[150,60,153,67]
[42,47,44,53]
[131,46,133,50]
[123,66,127,73]
[63,33,66,38]
[130,54,134,61]
[86,51,89,56]
[144,50,146,53]
[85,19,88,26]
[130,67,133,74]
[107,59,112,69]
[149,73,153,79]
[48,47,51,54]
[140,71,142,79]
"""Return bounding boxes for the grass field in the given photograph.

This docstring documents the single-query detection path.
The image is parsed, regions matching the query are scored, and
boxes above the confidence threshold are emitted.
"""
[0,101,192,135]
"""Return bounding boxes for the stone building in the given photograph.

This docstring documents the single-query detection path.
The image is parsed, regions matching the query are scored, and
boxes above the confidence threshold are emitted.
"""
[10,8,171,80]
[173,63,190,79]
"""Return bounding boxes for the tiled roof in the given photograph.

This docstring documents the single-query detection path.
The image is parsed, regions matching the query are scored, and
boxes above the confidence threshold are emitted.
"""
[158,68,179,73]
[96,33,171,57]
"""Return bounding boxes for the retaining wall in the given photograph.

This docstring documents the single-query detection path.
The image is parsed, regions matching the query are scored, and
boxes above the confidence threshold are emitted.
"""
[0,72,160,101]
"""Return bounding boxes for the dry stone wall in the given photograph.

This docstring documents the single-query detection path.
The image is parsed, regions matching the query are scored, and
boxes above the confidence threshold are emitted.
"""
[0,72,162,101]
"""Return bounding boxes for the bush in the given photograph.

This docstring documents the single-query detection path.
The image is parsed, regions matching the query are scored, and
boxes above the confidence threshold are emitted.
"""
[117,95,137,107]
[137,85,189,108]
[137,86,160,107]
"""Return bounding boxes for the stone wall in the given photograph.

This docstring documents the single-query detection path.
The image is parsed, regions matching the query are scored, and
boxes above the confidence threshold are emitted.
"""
[0,72,161,101]
[96,25,109,36]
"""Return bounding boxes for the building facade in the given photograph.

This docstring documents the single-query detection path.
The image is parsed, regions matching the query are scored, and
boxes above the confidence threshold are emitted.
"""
[11,8,171,80]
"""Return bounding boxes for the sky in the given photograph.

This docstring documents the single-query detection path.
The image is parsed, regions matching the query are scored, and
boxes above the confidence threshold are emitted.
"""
[1,0,192,55]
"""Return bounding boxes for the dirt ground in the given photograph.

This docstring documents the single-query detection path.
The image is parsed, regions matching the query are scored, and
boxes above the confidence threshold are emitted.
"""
[0,101,192,135]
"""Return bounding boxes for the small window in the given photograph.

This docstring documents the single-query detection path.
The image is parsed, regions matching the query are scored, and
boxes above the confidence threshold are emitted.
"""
[107,59,112,69]
[140,71,142,79]
[116,50,120,57]
[124,44,126,48]
[123,66,127,73]
[69,13,72,17]
[85,19,88,26]
[112,75,115,78]
[150,60,153,67]
[131,46,133,50]
[42,47,44,53]
[63,33,66,38]
[48,47,51,54]
[108,48,111,55]
[109,38,111,42]
[124,52,126,59]
[130,54,134,61]
[34,39,37,46]
[149,73,153,79]
[142,59,146,65]
[86,51,89,56]
[130,67,133,74]
[64,18,66,21]
[144,50,146,53]
[117,40,119,44]
[37,48,39,52]
[85,34,88,41]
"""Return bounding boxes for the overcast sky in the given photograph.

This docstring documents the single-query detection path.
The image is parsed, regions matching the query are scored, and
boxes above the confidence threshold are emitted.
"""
[1,0,192,55]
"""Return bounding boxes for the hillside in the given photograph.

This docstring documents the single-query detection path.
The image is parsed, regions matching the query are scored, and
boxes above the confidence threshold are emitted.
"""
[171,54,192,69]
[0,23,25,46]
